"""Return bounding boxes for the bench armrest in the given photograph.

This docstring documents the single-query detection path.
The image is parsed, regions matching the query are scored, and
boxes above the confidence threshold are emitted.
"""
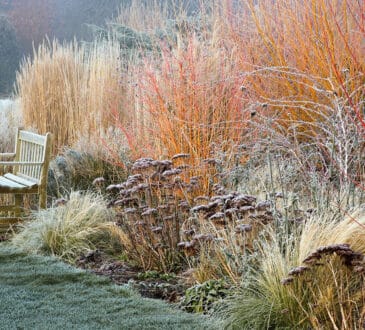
[0,161,43,166]
[0,153,16,160]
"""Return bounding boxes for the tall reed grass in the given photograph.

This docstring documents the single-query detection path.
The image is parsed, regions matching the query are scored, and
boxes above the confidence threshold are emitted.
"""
[16,39,126,152]
[113,0,171,32]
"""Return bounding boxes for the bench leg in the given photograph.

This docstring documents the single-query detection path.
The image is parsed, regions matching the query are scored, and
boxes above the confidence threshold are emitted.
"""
[39,189,47,209]
[14,194,23,217]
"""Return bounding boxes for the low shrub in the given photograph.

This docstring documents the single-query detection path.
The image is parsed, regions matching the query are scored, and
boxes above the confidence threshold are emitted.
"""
[48,147,128,198]
[11,191,119,263]
[108,155,274,277]
[109,156,195,272]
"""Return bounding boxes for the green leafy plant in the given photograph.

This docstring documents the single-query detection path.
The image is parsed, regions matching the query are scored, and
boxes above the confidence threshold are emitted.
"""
[181,279,230,314]
[137,270,176,281]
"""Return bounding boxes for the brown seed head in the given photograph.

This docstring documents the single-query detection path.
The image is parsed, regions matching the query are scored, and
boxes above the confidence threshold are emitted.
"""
[54,198,67,207]
[114,197,139,206]
[106,184,122,192]
[193,233,214,242]
[281,277,294,285]
[172,153,190,160]
[288,266,309,276]
[239,206,255,213]
[124,207,137,214]
[209,212,225,220]
[256,200,271,211]
[235,224,252,233]
[191,205,209,213]
[151,226,163,233]
[141,208,158,216]
[232,194,256,207]
[163,215,175,221]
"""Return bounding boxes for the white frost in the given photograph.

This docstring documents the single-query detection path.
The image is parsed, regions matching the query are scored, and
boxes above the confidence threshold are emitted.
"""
[0,98,22,152]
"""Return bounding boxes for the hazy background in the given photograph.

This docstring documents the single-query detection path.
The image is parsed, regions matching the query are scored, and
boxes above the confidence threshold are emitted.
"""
[0,0,200,96]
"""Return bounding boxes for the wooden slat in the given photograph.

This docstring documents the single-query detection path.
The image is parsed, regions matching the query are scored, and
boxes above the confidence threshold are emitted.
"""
[0,224,17,235]
[0,217,20,224]
[0,204,17,211]
[19,131,46,145]
[0,153,16,159]
[0,176,26,188]
[4,173,37,188]
[16,173,39,184]
[0,161,43,166]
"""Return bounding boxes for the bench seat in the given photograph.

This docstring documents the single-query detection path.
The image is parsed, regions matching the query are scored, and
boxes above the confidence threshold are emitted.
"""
[0,129,52,225]
[0,173,38,193]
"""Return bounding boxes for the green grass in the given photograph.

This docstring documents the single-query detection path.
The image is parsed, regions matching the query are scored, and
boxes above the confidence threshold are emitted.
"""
[0,244,216,330]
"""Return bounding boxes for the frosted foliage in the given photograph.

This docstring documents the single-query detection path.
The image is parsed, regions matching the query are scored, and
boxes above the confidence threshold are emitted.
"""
[0,99,22,152]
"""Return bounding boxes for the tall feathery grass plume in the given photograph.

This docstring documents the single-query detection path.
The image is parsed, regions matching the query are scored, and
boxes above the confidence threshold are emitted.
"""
[16,39,127,153]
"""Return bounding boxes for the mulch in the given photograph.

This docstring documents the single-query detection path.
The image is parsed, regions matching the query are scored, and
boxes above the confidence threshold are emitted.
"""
[76,250,189,303]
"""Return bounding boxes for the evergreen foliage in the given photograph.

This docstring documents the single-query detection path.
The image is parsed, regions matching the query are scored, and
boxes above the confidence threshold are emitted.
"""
[0,14,20,95]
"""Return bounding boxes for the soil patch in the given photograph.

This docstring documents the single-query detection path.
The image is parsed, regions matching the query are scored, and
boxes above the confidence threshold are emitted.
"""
[76,250,190,303]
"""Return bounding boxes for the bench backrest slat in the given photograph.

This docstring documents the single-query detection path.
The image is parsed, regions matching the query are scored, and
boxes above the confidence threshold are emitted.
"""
[14,130,51,183]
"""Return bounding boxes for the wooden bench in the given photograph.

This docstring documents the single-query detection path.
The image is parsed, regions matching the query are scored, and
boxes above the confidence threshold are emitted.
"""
[0,129,52,225]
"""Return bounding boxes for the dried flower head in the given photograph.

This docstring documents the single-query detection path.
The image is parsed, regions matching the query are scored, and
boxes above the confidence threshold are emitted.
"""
[288,266,310,276]
[141,208,158,217]
[171,153,190,160]
[256,200,271,211]
[281,277,294,285]
[54,198,67,207]
[234,224,253,233]
[151,226,163,234]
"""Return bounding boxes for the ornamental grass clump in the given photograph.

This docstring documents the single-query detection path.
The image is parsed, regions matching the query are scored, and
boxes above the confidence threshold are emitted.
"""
[282,243,365,329]
[221,210,365,329]
[0,99,22,154]
[11,191,117,263]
